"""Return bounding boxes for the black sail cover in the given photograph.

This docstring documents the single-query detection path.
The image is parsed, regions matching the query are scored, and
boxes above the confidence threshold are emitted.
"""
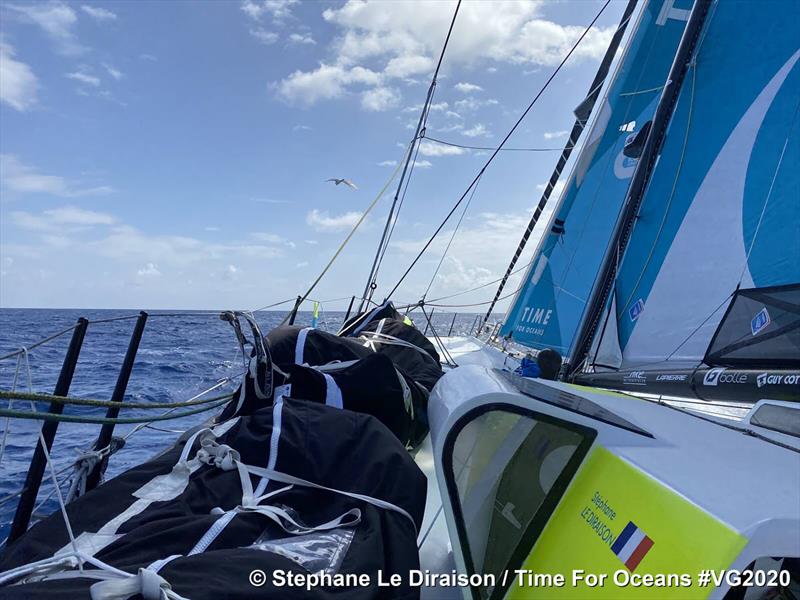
[0,399,426,599]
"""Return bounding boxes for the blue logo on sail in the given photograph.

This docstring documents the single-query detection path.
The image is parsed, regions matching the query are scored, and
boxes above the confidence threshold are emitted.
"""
[751,307,770,336]
[629,299,645,322]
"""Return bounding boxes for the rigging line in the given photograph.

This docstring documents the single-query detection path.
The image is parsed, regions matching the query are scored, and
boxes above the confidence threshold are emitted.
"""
[86,314,142,324]
[426,286,522,309]
[423,172,484,299]
[251,297,297,313]
[361,1,462,310]
[280,147,410,327]
[0,399,232,425]
[385,0,613,301]
[0,389,236,410]
[374,133,425,285]
[422,135,572,152]
[0,324,78,362]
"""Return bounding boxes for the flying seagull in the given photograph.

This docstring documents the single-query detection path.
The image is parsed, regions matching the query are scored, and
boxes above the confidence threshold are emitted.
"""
[326,178,358,190]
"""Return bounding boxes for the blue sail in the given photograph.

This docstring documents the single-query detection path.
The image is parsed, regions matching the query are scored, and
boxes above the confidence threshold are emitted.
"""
[501,0,692,353]
[603,0,800,368]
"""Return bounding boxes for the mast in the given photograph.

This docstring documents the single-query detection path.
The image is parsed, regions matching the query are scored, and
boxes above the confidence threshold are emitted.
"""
[357,1,461,314]
[482,0,638,327]
[567,0,713,377]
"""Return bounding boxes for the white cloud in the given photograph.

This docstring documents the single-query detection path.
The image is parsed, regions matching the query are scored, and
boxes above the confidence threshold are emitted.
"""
[322,2,614,69]
[241,0,298,22]
[0,43,38,111]
[250,232,294,247]
[11,206,117,232]
[377,160,397,167]
[454,97,499,111]
[0,154,114,197]
[66,70,101,87]
[80,5,117,21]
[462,123,489,138]
[543,130,568,139]
[296,261,309,268]
[306,209,362,232]
[288,32,316,45]
[415,159,433,168]
[7,2,85,55]
[361,86,399,111]
[417,140,466,157]
[139,53,157,61]
[137,262,161,277]
[384,54,433,79]
[304,239,318,245]
[102,63,123,80]
[403,101,447,113]
[454,82,483,93]
[249,27,279,45]
[275,1,612,111]
[204,226,220,232]
[276,64,380,106]
[292,124,312,131]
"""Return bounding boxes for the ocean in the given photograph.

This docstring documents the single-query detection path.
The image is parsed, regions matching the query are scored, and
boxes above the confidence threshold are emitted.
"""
[0,307,482,541]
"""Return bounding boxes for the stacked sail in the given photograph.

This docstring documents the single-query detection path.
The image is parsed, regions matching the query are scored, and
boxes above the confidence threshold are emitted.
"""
[501,0,693,353]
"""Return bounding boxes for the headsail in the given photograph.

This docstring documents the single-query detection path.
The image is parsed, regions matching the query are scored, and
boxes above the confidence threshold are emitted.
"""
[501,0,693,353]
[585,0,800,372]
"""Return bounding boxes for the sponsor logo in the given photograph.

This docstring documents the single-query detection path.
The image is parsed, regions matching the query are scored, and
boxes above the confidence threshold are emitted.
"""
[614,151,637,179]
[623,371,647,386]
[629,299,645,322]
[703,368,748,386]
[703,368,725,386]
[757,372,800,387]
[520,306,553,326]
[751,307,771,336]
[656,374,687,382]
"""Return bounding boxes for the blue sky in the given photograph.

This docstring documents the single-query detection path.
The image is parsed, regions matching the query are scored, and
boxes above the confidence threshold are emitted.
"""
[0,0,624,311]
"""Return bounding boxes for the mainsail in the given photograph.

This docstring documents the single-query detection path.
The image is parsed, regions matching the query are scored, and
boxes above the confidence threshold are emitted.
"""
[567,0,800,401]
[583,0,800,372]
[501,0,693,353]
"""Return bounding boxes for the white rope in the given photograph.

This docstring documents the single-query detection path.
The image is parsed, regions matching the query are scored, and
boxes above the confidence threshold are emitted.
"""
[18,348,84,572]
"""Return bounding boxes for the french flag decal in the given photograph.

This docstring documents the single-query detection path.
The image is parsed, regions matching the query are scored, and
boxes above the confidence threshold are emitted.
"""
[611,521,654,571]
